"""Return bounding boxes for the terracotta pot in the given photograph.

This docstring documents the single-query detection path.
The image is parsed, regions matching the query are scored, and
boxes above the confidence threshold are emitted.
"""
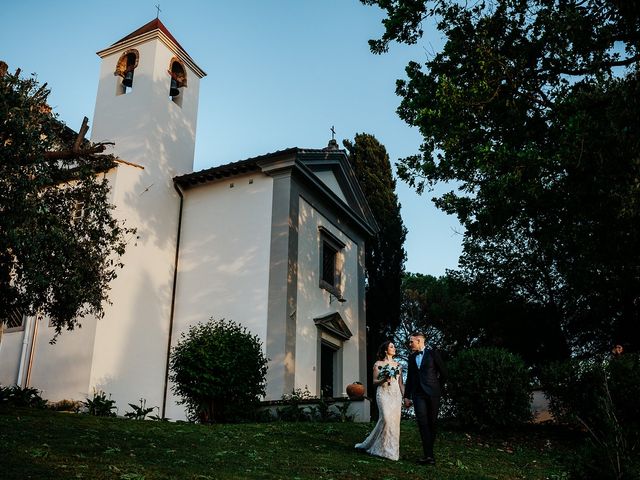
[346,382,365,399]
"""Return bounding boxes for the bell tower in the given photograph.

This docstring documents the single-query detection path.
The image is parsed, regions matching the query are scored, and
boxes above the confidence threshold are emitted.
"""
[91,18,206,174]
[85,19,206,410]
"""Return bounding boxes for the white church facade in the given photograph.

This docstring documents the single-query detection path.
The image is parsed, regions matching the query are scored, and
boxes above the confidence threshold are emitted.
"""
[0,19,377,421]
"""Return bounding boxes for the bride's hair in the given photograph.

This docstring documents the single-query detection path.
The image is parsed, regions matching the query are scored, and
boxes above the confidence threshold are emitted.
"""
[376,340,393,360]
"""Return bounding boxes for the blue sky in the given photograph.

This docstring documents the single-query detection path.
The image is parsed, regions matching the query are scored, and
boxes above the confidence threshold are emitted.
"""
[2,0,463,275]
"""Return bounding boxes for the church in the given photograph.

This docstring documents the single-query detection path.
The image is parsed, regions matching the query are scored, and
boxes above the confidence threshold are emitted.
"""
[0,19,376,421]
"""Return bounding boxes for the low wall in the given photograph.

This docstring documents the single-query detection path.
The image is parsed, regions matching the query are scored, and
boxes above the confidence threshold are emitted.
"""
[260,396,371,423]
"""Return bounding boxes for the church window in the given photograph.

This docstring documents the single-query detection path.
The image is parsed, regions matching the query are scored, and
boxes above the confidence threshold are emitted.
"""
[114,49,139,95]
[169,58,187,107]
[319,227,345,299]
[1,307,25,332]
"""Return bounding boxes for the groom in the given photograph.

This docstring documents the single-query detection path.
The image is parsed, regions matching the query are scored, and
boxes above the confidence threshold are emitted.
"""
[403,331,448,466]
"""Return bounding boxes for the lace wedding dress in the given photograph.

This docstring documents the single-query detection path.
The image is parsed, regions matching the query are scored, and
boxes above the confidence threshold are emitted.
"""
[355,374,402,460]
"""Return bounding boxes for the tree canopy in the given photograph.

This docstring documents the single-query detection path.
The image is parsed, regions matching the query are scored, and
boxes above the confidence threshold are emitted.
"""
[0,62,134,337]
[398,272,569,369]
[363,1,640,354]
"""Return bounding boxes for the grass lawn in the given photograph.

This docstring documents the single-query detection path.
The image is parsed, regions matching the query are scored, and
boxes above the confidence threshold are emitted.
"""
[1,408,576,479]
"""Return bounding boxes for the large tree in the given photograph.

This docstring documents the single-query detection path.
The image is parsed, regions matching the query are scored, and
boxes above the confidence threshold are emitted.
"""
[398,272,569,369]
[0,63,134,338]
[343,133,407,385]
[362,1,640,354]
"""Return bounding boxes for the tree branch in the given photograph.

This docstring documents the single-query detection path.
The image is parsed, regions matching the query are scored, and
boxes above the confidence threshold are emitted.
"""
[555,53,640,76]
[42,142,114,161]
[73,116,90,153]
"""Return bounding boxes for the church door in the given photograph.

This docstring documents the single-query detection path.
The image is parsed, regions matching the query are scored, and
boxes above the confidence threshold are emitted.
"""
[320,343,336,398]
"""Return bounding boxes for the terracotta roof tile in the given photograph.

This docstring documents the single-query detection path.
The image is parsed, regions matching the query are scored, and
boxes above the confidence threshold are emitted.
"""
[112,18,186,52]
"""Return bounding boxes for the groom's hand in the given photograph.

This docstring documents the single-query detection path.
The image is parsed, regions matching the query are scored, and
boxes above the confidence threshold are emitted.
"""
[403,398,412,408]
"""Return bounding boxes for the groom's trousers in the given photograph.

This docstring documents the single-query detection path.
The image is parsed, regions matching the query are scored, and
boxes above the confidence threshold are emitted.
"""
[412,390,440,459]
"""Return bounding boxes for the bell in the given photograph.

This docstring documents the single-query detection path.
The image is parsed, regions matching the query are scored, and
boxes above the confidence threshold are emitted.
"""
[170,78,180,97]
[122,70,133,88]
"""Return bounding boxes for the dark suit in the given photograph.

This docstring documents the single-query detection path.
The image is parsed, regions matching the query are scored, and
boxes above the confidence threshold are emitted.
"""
[404,348,447,459]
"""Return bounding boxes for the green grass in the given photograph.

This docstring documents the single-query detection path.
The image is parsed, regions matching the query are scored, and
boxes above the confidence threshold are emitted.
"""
[1,408,576,479]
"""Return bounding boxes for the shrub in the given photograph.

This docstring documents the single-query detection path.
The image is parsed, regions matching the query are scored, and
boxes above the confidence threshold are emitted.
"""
[83,389,117,417]
[0,385,47,409]
[276,387,314,421]
[169,318,268,423]
[124,398,156,420]
[541,353,640,479]
[446,347,532,428]
[48,399,82,412]
[273,387,353,422]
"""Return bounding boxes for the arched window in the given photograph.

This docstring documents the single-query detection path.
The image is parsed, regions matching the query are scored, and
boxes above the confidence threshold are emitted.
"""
[114,49,139,95]
[168,57,187,106]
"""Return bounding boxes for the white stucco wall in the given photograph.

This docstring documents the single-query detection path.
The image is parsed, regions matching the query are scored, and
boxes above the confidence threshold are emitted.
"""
[295,197,361,397]
[28,316,98,402]
[165,172,274,420]
[83,33,203,411]
[85,162,179,412]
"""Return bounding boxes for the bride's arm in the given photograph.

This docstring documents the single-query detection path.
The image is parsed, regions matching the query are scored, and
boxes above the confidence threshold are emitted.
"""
[397,365,405,396]
[372,362,386,386]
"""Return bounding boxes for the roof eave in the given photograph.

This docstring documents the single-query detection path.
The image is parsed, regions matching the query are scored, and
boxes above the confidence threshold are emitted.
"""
[97,28,206,78]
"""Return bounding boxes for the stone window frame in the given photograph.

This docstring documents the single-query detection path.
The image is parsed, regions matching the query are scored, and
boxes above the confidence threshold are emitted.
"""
[318,226,345,299]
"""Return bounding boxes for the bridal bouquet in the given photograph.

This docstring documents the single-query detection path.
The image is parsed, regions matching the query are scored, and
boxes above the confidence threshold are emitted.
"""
[378,364,400,383]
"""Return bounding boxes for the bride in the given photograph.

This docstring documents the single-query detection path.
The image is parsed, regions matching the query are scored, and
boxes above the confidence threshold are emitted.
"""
[355,340,404,461]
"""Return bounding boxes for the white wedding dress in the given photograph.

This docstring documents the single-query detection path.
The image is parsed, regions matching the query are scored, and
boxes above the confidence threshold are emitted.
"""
[355,374,402,460]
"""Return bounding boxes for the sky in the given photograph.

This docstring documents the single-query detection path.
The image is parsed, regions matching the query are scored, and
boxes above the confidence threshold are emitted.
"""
[2,0,463,276]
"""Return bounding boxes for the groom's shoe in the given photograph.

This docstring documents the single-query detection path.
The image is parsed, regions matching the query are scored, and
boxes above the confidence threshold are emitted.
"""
[418,457,436,466]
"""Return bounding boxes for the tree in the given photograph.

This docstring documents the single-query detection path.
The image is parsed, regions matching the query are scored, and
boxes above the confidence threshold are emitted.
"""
[398,272,569,370]
[343,133,407,392]
[169,318,269,423]
[0,63,134,337]
[447,347,532,428]
[362,1,640,354]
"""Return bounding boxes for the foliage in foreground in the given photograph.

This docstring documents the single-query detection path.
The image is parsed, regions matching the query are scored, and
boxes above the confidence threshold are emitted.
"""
[169,318,268,423]
[541,353,640,479]
[0,62,134,336]
[445,347,532,428]
[82,389,117,417]
[0,407,576,479]
[0,384,47,409]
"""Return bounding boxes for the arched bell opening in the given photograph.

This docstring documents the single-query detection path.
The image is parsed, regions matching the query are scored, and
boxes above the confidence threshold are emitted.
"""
[168,58,187,107]
[114,49,139,95]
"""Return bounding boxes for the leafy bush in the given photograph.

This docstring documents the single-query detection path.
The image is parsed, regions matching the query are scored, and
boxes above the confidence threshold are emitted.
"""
[541,353,640,479]
[276,387,314,421]
[0,385,47,409]
[48,399,82,412]
[169,318,268,423]
[83,389,117,417]
[446,347,532,428]
[274,387,354,422]
[124,398,156,420]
